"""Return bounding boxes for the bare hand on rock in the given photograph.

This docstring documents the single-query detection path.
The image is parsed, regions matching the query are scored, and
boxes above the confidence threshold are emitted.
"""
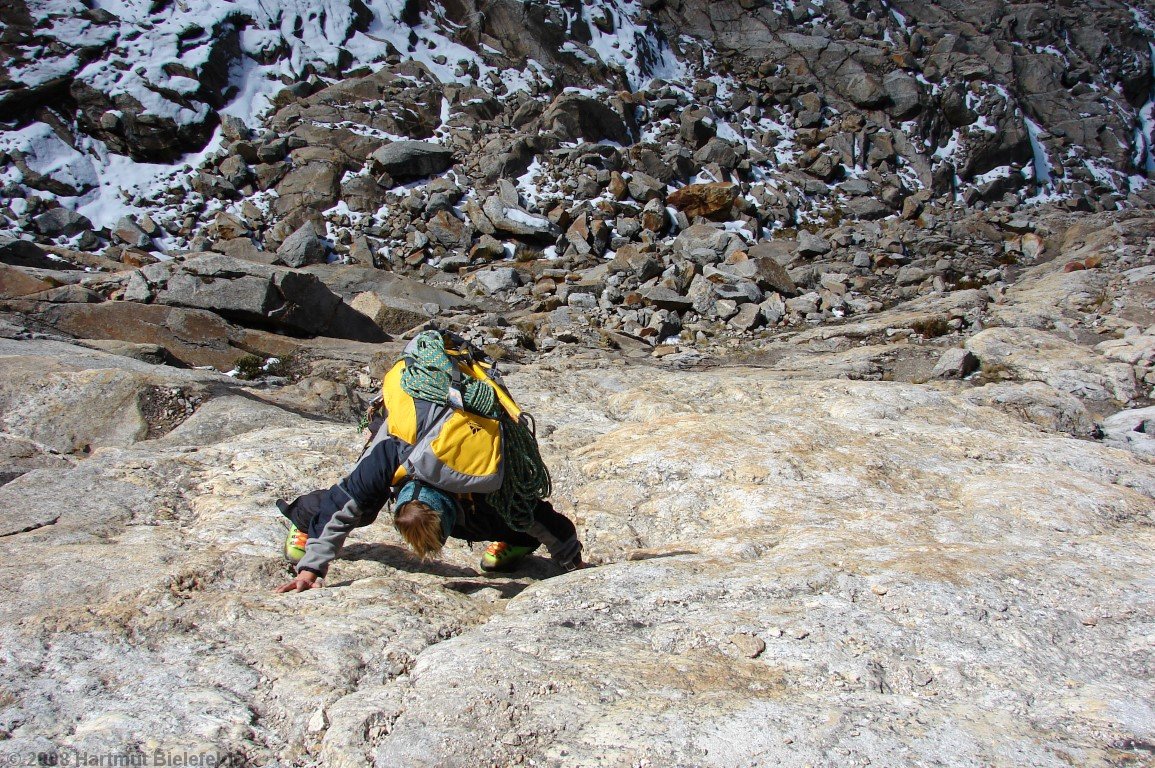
[275,571,321,593]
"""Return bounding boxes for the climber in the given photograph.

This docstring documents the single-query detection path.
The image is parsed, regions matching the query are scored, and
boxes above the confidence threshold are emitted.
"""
[273,330,583,593]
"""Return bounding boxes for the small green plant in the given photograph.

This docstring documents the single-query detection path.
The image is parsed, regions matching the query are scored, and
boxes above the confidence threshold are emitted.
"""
[232,354,264,380]
[231,353,296,380]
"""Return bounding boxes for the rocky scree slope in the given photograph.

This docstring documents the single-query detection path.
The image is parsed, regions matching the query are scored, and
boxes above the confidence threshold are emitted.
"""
[2,1,1155,367]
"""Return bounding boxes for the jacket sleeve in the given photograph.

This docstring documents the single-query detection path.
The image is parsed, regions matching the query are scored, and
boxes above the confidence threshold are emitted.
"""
[296,433,413,577]
[297,491,364,577]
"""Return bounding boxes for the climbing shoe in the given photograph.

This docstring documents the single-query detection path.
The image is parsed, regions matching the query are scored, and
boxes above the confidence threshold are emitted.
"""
[284,524,308,564]
[480,542,534,572]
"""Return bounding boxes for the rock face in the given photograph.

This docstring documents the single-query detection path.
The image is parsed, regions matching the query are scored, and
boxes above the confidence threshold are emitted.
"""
[147,254,385,341]
[0,337,1151,767]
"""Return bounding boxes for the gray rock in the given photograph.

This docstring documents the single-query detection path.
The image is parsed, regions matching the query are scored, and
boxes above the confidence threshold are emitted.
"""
[672,223,745,265]
[1098,405,1155,459]
[113,216,151,249]
[932,348,980,379]
[760,293,787,324]
[641,285,694,312]
[33,208,93,237]
[714,279,764,305]
[713,298,739,320]
[730,302,762,330]
[473,267,522,294]
[542,93,632,145]
[370,141,454,181]
[847,197,893,220]
[627,172,665,202]
[160,271,279,319]
[896,265,929,286]
[883,70,923,119]
[797,231,831,257]
[123,271,152,303]
[786,292,821,314]
[481,196,559,240]
[275,223,328,268]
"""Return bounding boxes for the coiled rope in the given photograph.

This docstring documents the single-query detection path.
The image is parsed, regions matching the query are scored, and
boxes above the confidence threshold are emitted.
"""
[400,331,551,531]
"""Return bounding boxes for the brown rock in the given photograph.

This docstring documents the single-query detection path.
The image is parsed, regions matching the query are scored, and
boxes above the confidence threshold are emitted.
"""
[273,161,342,216]
[667,183,738,220]
[211,212,251,241]
[0,264,54,299]
[641,198,667,233]
[427,210,471,250]
[35,302,246,370]
[470,235,505,262]
[607,172,628,200]
[120,248,158,268]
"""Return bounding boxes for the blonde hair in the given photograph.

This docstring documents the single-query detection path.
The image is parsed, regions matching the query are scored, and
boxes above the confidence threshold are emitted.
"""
[393,500,445,558]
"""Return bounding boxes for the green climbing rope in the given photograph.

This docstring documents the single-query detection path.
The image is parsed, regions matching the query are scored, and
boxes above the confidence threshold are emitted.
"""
[487,416,552,531]
[399,330,551,531]
[400,331,501,418]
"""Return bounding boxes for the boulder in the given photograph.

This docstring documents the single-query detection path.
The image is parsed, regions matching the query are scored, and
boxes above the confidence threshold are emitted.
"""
[110,215,150,248]
[608,246,663,282]
[626,172,665,203]
[301,265,468,312]
[427,210,472,250]
[34,302,245,370]
[1098,405,1155,459]
[481,196,560,241]
[797,231,832,258]
[640,285,694,312]
[542,93,632,145]
[150,254,380,340]
[883,70,923,119]
[745,244,800,295]
[931,348,981,379]
[473,267,522,294]
[729,301,762,330]
[369,141,454,182]
[273,161,342,216]
[692,138,741,170]
[641,198,668,233]
[841,71,887,108]
[348,292,429,336]
[713,279,763,305]
[672,223,745,265]
[275,223,328,268]
[0,264,54,298]
[32,209,93,238]
[1,239,74,270]
[340,175,390,213]
[667,182,738,220]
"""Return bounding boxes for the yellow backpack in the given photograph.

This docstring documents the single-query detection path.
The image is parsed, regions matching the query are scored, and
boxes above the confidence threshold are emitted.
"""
[379,332,525,494]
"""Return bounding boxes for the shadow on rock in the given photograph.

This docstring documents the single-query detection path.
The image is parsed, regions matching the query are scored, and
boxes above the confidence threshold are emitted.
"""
[341,542,479,577]
[441,579,531,600]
